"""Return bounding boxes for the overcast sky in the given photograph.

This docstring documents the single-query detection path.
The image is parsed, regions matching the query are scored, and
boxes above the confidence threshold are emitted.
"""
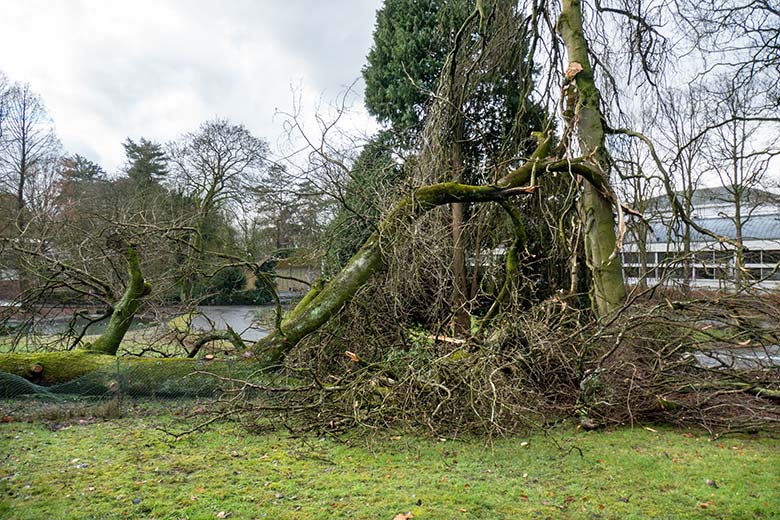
[0,0,383,172]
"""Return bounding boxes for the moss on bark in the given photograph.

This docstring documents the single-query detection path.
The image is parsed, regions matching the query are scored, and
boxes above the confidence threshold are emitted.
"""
[87,246,152,355]
[252,131,627,361]
[0,350,117,385]
[256,137,561,361]
[0,350,260,393]
[558,0,626,317]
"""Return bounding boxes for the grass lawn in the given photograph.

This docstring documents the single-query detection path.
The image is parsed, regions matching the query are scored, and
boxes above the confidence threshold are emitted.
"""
[1,411,778,520]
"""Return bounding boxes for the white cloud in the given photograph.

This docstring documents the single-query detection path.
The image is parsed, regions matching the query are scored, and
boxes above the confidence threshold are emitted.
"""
[0,0,382,172]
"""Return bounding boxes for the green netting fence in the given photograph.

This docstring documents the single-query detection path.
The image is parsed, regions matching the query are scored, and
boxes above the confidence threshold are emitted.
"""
[0,359,263,401]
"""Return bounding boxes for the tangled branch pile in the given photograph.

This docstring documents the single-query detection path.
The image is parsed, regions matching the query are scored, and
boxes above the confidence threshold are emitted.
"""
[201,2,779,437]
[206,291,779,437]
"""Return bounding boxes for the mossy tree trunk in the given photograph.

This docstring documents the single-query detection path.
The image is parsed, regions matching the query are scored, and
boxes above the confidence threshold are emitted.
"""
[558,0,627,317]
[88,246,152,355]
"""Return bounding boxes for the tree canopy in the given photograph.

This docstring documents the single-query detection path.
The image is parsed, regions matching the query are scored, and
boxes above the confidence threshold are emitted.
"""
[123,137,168,186]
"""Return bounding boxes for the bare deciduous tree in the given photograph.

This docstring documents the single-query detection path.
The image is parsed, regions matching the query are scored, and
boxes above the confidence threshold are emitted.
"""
[0,82,60,230]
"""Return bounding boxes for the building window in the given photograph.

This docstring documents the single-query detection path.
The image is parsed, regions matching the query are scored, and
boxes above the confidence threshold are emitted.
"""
[763,250,780,264]
[763,267,780,281]
[624,266,641,277]
[744,249,762,264]
[622,252,642,265]
[713,250,733,263]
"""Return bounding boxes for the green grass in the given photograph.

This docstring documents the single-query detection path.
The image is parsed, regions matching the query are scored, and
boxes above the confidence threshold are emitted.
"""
[1,415,778,519]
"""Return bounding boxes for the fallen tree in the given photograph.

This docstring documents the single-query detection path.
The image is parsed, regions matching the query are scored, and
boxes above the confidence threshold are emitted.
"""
[249,0,631,363]
[0,350,264,397]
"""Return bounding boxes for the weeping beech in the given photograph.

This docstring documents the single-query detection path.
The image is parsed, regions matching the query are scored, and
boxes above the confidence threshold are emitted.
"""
[253,0,628,362]
[253,135,625,363]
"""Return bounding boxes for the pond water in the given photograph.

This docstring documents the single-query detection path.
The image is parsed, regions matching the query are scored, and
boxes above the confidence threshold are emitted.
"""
[3,305,273,343]
[189,305,272,342]
[694,344,780,369]
[5,315,154,336]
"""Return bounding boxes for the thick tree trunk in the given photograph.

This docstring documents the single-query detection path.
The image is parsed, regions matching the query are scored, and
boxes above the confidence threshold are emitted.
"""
[0,351,117,386]
[0,351,256,395]
[451,201,470,330]
[87,246,152,355]
[558,0,626,317]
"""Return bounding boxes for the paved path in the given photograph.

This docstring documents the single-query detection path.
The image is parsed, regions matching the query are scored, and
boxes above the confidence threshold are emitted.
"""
[694,344,780,369]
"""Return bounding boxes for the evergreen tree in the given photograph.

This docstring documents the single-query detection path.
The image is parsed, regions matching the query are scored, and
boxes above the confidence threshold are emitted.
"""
[362,0,544,156]
[123,137,168,185]
[363,0,468,134]
[61,154,105,181]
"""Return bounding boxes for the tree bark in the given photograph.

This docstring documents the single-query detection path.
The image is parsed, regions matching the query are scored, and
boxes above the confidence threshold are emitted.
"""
[0,350,254,394]
[450,170,470,331]
[87,246,152,355]
[558,0,627,317]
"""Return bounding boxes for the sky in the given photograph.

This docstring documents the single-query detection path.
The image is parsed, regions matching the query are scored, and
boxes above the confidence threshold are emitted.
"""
[0,0,383,172]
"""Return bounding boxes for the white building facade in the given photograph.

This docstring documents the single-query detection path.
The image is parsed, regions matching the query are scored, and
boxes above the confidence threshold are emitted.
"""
[621,188,780,290]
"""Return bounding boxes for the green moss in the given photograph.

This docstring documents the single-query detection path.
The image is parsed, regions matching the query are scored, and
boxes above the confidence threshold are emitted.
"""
[0,421,778,519]
[0,351,116,384]
[165,313,194,334]
[0,351,262,390]
[90,246,152,355]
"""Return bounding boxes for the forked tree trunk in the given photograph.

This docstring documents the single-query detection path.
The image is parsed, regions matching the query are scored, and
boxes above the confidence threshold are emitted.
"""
[558,0,626,317]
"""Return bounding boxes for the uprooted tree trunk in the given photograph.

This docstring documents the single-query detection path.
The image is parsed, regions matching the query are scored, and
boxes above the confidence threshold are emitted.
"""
[86,245,152,355]
[0,350,255,394]
[253,136,626,363]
